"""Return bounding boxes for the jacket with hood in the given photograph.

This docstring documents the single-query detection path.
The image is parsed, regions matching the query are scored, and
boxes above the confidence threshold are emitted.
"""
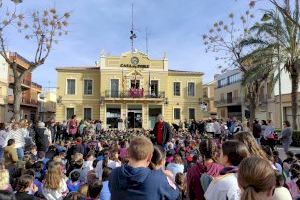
[109,164,179,200]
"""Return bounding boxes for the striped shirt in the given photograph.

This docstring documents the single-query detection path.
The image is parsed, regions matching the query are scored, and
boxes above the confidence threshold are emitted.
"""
[9,128,28,148]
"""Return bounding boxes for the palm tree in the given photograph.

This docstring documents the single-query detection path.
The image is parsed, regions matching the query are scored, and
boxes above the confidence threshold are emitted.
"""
[238,42,277,125]
[242,1,300,129]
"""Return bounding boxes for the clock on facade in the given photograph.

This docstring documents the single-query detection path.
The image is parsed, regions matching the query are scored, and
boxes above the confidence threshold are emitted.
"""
[131,57,139,65]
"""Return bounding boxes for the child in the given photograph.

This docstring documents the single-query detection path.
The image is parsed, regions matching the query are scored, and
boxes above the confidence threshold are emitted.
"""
[100,167,111,200]
[67,171,81,192]
[175,172,186,200]
[87,180,102,200]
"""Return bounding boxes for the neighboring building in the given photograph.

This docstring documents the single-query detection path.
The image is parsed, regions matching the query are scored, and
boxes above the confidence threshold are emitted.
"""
[272,67,300,128]
[202,80,217,117]
[3,52,42,122]
[56,50,204,129]
[0,56,8,122]
[39,89,57,122]
[214,69,245,120]
[214,68,274,123]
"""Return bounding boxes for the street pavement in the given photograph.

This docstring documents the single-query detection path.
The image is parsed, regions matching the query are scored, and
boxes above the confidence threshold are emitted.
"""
[277,146,300,159]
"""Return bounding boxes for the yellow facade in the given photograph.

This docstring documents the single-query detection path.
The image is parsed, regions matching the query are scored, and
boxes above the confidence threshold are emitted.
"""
[56,51,203,129]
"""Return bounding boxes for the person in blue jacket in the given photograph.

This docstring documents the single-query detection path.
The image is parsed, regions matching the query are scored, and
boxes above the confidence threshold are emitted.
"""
[108,136,179,200]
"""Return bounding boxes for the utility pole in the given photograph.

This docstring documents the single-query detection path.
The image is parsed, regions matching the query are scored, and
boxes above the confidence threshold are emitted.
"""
[145,27,149,55]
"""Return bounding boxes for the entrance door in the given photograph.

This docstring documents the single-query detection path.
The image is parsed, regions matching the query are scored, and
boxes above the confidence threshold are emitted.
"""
[66,108,74,120]
[127,105,142,128]
[106,106,121,129]
[127,112,135,128]
[111,79,119,98]
[150,80,158,97]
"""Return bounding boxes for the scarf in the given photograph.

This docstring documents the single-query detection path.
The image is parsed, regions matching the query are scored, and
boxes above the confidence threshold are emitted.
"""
[220,166,238,175]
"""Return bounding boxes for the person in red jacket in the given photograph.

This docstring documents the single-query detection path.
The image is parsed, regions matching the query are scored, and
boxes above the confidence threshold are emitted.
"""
[151,115,172,147]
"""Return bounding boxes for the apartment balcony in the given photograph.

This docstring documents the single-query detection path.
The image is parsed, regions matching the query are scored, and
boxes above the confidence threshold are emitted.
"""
[8,95,38,107]
[8,75,31,90]
[31,82,42,92]
[103,89,166,101]
[215,97,242,107]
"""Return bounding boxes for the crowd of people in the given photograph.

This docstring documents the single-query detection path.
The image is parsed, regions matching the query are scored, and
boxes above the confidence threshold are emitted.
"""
[0,114,297,200]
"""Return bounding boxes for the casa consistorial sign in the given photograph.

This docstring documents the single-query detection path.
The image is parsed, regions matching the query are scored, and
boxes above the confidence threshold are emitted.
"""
[120,64,149,68]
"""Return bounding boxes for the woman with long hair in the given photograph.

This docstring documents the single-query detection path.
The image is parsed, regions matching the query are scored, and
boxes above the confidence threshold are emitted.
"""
[205,140,249,200]
[42,161,68,200]
[234,131,268,160]
[238,156,276,200]
[187,138,223,200]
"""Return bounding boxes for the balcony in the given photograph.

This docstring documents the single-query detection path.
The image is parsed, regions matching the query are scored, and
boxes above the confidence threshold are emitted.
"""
[215,97,241,107]
[8,95,38,107]
[104,89,165,100]
[8,75,31,90]
[31,82,42,92]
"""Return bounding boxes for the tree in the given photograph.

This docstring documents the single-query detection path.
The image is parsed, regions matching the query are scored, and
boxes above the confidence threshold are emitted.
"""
[245,1,300,27]
[202,8,269,125]
[243,1,300,129]
[0,1,69,121]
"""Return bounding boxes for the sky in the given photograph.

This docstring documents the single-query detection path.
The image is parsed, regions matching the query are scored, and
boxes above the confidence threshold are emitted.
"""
[4,0,259,88]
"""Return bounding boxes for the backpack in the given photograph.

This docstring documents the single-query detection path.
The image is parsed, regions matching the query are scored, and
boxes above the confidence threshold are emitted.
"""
[200,173,213,192]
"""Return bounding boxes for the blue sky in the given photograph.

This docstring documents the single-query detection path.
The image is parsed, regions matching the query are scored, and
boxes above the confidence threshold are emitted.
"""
[6,0,256,87]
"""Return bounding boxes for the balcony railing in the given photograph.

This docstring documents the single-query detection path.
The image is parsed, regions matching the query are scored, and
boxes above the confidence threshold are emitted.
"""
[8,75,31,87]
[215,97,241,107]
[105,89,165,99]
[31,82,42,90]
[8,95,38,107]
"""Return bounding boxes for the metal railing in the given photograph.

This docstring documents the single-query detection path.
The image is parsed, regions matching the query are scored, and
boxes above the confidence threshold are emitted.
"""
[215,97,241,106]
[105,90,165,99]
[8,75,31,87]
[8,95,38,106]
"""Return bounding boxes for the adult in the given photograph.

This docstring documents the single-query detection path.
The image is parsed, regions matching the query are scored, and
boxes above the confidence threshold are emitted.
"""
[187,139,223,200]
[279,120,293,153]
[263,120,276,150]
[204,140,249,200]
[151,115,172,147]
[253,119,262,145]
[213,119,221,138]
[68,115,78,139]
[238,157,276,200]
[108,136,179,200]
[0,123,9,159]
[35,122,49,154]
[9,122,27,160]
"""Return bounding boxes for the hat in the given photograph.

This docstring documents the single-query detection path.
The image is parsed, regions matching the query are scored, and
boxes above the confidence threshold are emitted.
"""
[37,122,45,128]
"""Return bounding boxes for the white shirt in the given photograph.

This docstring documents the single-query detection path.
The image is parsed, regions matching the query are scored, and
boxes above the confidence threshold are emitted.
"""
[205,173,240,200]
[42,179,68,200]
[95,159,121,181]
[0,130,9,147]
[273,186,293,200]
